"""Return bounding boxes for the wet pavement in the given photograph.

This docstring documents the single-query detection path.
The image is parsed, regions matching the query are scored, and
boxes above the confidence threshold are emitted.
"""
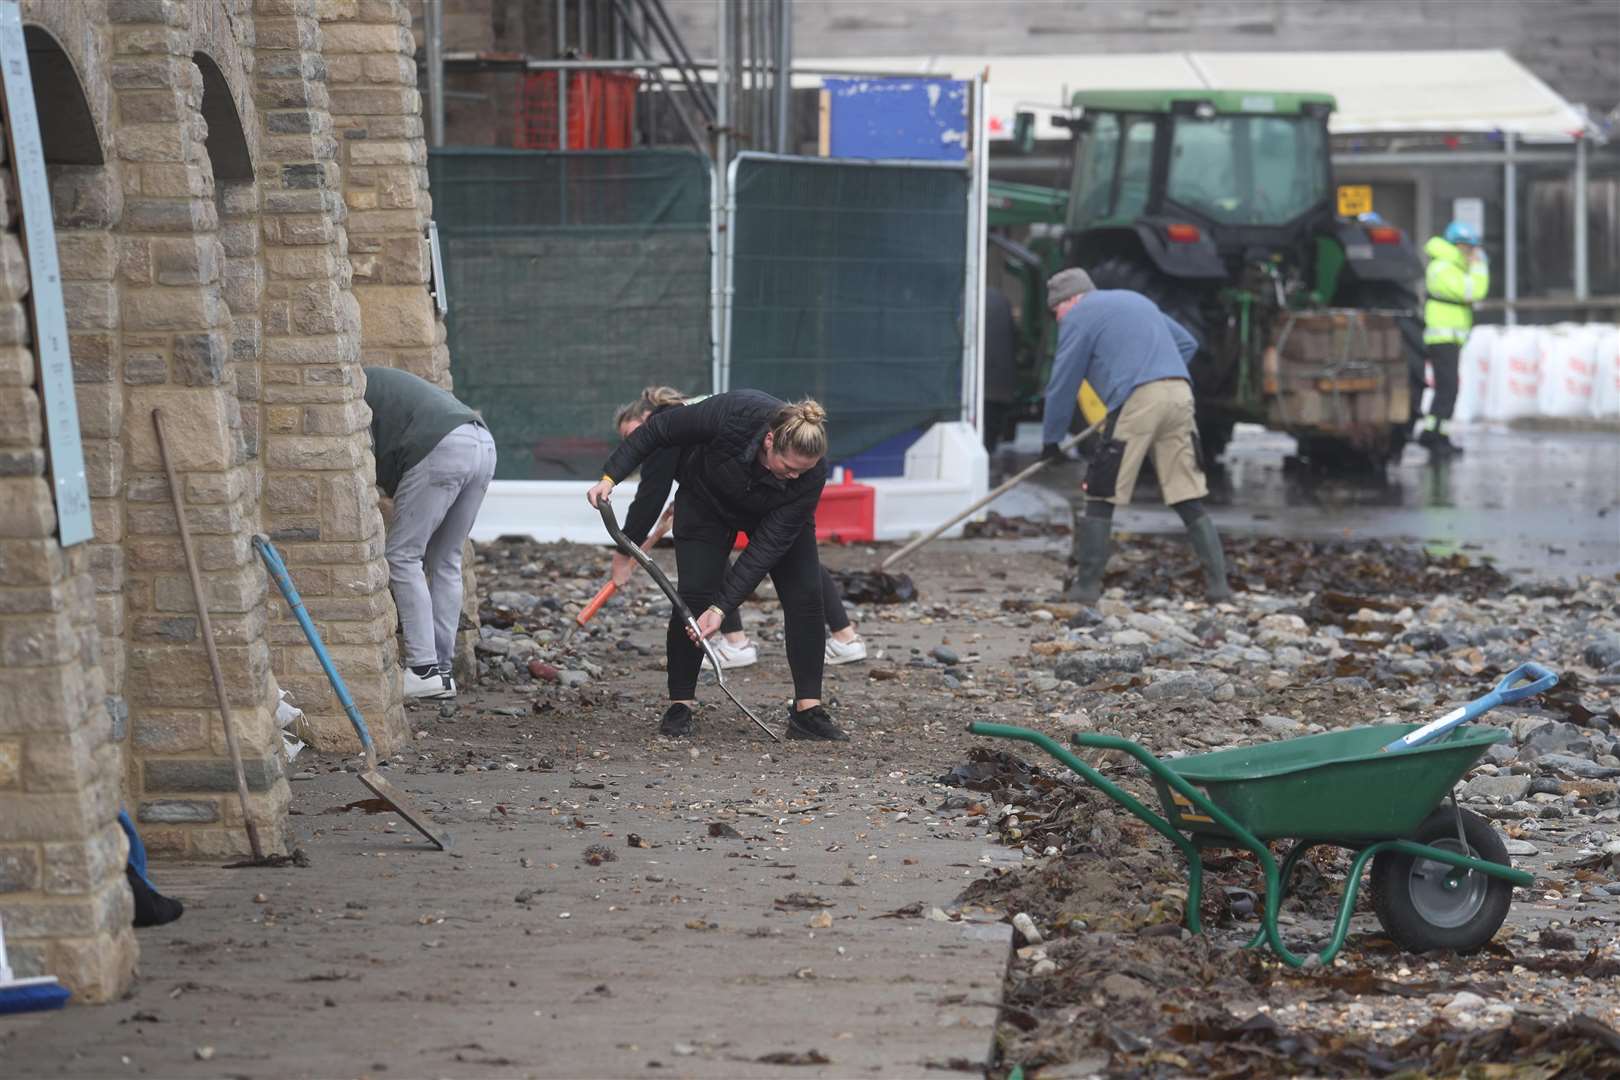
[998,423,1620,582]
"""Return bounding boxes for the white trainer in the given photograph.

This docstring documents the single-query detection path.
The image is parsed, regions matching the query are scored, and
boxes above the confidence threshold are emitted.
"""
[711,637,758,669]
[824,634,867,665]
[403,667,452,699]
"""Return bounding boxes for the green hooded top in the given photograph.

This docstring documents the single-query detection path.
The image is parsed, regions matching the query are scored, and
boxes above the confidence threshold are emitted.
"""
[362,366,480,496]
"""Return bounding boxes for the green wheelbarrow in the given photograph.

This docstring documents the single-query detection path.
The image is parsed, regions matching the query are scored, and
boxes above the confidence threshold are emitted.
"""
[968,663,1557,967]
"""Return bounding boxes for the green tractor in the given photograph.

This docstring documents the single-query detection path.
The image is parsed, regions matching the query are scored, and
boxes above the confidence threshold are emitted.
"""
[989,89,1424,465]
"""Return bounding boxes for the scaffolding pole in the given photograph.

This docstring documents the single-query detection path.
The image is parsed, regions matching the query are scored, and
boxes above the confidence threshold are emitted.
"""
[773,0,791,153]
[426,0,444,147]
[1574,135,1589,301]
[1504,132,1517,326]
[555,0,569,149]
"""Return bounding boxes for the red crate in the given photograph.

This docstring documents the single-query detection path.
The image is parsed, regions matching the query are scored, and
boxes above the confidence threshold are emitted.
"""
[515,70,638,150]
[734,473,876,549]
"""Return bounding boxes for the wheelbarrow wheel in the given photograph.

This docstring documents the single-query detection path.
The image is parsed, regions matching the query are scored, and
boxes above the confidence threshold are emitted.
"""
[1370,807,1514,954]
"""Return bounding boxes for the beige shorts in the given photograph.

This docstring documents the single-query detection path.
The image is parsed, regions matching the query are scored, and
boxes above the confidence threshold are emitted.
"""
[1090,378,1208,506]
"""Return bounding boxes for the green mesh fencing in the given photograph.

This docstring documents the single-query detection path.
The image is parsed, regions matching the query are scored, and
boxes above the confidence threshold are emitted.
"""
[429,149,711,480]
[727,156,968,461]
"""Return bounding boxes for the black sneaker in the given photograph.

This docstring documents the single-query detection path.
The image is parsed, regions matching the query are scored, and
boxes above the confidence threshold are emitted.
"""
[128,866,184,928]
[659,702,696,737]
[785,704,849,741]
[1439,435,1464,457]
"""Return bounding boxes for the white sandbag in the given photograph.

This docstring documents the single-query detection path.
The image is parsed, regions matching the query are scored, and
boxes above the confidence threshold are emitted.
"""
[1487,326,1542,421]
[1453,326,1496,422]
[1536,326,1599,418]
[1593,325,1620,419]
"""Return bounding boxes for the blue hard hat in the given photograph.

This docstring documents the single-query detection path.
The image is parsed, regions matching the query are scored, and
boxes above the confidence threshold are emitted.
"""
[1357,211,1385,225]
[1444,220,1482,246]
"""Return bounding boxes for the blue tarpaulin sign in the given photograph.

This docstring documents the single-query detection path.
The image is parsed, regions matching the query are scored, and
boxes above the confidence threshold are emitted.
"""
[823,77,968,162]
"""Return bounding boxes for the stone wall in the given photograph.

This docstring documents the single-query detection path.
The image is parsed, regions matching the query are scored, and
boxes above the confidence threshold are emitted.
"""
[0,0,450,1003]
[0,96,135,1004]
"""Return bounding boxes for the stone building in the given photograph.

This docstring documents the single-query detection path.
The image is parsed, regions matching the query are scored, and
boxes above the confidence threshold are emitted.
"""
[0,0,449,1003]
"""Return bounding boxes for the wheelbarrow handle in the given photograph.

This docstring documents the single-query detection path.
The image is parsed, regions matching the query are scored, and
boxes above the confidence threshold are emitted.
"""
[1383,661,1559,753]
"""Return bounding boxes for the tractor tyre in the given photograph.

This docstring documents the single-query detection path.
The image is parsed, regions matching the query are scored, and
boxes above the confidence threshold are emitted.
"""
[1087,256,1211,351]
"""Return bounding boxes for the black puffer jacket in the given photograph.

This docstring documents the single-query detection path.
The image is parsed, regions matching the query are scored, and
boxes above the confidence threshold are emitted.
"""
[602,390,826,614]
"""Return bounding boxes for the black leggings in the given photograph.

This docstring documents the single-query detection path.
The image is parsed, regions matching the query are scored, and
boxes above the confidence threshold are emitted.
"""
[669,517,826,702]
[719,565,849,635]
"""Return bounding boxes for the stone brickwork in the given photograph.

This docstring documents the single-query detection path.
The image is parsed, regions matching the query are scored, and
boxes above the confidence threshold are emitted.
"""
[323,0,447,385]
[1,0,450,1003]
[104,0,290,861]
[0,106,136,1002]
[254,0,402,753]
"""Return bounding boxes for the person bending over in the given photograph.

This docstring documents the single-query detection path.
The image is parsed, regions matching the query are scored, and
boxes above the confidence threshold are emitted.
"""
[610,387,867,668]
[587,390,848,741]
[1040,268,1231,604]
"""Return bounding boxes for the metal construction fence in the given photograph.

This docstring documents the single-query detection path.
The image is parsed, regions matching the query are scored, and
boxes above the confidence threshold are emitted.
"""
[430,147,976,479]
[724,154,970,463]
[428,148,712,480]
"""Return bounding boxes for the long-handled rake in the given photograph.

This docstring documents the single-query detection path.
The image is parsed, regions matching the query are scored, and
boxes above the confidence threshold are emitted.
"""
[595,497,779,742]
[253,536,452,850]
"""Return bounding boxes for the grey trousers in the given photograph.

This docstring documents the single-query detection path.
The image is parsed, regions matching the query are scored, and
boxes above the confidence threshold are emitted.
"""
[386,422,497,668]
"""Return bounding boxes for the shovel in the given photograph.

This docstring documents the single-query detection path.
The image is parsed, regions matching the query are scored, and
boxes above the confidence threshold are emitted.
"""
[563,511,673,646]
[595,496,780,742]
[252,536,452,850]
[879,418,1103,571]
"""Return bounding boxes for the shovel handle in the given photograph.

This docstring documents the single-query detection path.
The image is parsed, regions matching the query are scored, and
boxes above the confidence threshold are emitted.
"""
[576,581,616,627]
[1383,662,1558,752]
[253,535,377,764]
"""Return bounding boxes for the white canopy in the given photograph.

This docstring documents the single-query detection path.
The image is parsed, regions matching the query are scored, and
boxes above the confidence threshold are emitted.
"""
[796,50,1590,143]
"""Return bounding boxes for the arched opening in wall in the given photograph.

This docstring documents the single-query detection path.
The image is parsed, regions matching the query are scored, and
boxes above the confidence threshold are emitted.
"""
[25,25,101,165]
[194,53,252,183]
[193,52,263,462]
[25,23,125,710]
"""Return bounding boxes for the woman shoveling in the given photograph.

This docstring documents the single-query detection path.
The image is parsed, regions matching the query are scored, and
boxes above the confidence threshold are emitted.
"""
[587,390,849,742]
[609,386,867,669]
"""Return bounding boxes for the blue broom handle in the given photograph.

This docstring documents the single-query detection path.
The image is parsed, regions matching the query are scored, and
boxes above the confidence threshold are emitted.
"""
[251,535,375,759]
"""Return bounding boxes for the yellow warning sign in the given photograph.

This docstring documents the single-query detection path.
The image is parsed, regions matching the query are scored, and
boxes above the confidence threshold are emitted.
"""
[1337,184,1373,218]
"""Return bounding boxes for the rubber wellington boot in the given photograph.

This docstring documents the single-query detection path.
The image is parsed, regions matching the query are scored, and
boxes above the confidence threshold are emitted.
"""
[1185,514,1232,601]
[1064,517,1113,604]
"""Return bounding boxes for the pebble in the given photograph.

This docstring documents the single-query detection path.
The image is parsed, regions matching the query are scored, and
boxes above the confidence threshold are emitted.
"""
[931,645,960,665]
[1053,650,1143,684]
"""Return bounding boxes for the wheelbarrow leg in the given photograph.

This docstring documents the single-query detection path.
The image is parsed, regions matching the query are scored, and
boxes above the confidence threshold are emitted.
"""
[1245,841,1318,951]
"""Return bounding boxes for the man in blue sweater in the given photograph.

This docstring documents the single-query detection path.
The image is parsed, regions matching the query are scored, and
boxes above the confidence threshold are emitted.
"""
[1040,268,1231,603]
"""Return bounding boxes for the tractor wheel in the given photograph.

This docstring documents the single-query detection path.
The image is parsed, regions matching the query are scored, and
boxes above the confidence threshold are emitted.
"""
[1088,256,1210,351]
[1369,807,1514,954]
[1338,280,1425,461]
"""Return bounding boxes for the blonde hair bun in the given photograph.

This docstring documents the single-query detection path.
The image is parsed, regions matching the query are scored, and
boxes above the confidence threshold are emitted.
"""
[772,397,829,459]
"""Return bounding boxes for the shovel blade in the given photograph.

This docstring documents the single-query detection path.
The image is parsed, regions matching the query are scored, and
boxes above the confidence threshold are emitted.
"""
[358,769,452,850]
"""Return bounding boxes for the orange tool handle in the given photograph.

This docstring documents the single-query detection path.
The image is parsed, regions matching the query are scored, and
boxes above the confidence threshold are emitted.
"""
[576,581,616,626]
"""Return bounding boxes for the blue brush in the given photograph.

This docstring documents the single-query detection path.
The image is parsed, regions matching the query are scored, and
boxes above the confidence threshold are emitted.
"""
[0,912,70,1014]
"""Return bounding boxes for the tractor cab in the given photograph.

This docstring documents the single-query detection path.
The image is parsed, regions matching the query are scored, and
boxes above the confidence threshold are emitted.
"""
[1061,90,1339,285]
